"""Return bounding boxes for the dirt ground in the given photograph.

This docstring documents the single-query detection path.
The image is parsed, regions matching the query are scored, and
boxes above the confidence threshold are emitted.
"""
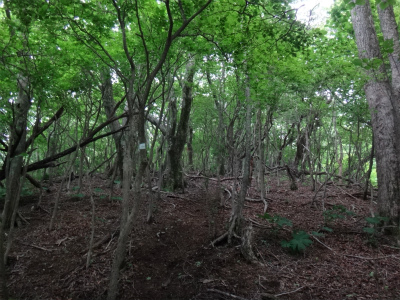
[6,173,400,300]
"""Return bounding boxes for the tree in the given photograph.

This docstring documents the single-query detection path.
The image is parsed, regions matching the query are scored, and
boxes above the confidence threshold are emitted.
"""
[349,0,400,234]
[165,57,197,190]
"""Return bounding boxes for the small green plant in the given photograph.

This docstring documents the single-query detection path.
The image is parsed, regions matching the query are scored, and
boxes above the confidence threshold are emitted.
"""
[0,187,6,199]
[195,261,202,267]
[363,216,389,246]
[323,205,355,228]
[146,276,151,281]
[71,193,85,198]
[281,231,313,253]
[259,213,292,230]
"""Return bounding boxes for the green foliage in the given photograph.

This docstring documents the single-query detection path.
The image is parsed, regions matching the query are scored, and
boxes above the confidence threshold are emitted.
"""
[323,205,355,225]
[363,216,389,235]
[259,213,313,253]
[259,213,292,229]
[0,186,5,199]
[363,216,389,246]
[365,216,388,225]
[353,57,384,70]
[281,231,313,253]
[72,193,85,198]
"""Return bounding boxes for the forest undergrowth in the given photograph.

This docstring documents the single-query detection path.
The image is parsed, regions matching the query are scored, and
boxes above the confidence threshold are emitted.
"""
[6,173,400,300]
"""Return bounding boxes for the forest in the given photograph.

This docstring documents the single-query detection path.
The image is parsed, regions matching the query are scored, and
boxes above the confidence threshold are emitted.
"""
[1,0,400,299]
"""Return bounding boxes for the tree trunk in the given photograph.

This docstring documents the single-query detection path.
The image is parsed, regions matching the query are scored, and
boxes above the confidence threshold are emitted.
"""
[3,75,31,228]
[101,70,124,180]
[228,72,252,243]
[351,0,400,232]
[166,58,196,190]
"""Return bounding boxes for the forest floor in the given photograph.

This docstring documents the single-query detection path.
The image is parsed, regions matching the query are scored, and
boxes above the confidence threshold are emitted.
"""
[6,172,400,300]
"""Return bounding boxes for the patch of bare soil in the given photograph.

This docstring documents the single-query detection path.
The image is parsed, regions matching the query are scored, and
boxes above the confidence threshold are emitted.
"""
[7,174,400,300]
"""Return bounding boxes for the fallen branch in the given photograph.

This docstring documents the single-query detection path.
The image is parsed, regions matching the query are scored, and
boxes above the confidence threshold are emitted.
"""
[80,229,119,254]
[17,212,30,225]
[17,241,53,252]
[275,286,305,297]
[245,197,274,202]
[312,236,336,253]
[211,232,228,247]
[344,254,399,260]
[166,194,192,201]
[248,218,269,229]
[207,289,251,300]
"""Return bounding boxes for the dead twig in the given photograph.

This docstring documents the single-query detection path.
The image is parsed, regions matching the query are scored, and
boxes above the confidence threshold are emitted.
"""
[312,236,336,253]
[81,230,119,254]
[344,254,399,260]
[167,194,192,201]
[18,241,53,252]
[207,288,251,300]
[248,218,269,229]
[55,236,69,246]
[275,286,305,297]
[211,232,228,247]
[17,212,30,224]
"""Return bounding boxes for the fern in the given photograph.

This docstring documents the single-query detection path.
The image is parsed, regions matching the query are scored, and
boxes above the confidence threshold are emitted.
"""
[259,213,292,229]
[281,231,313,253]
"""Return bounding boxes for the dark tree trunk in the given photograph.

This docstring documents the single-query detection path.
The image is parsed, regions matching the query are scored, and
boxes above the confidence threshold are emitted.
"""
[3,75,31,228]
[187,127,194,170]
[166,58,196,190]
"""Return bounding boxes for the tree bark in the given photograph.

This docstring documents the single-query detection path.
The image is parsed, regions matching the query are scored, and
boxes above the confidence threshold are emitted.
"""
[165,58,196,190]
[228,72,252,243]
[3,75,31,228]
[351,0,400,232]
[101,70,125,180]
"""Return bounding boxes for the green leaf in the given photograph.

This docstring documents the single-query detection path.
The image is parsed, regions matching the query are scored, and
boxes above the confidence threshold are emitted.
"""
[112,196,123,201]
[371,58,383,69]
[366,216,389,224]
[380,1,390,9]
[322,226,333,232]
[366,217,380,224]
[363,227,375,234]
[72,193,85,198]
[259,213,272,220]
[311,231,325,237]
[275,216,293,228]
[352,58,363,66]
[355,0,366,5]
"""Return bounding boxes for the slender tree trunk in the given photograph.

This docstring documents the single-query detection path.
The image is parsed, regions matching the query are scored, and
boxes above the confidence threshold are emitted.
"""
[187,127,194,170]
[166,58,196,190]
[364,134,375,200]
[101,70,124,180]
[3,75,31,228]
[228,72,252,242]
